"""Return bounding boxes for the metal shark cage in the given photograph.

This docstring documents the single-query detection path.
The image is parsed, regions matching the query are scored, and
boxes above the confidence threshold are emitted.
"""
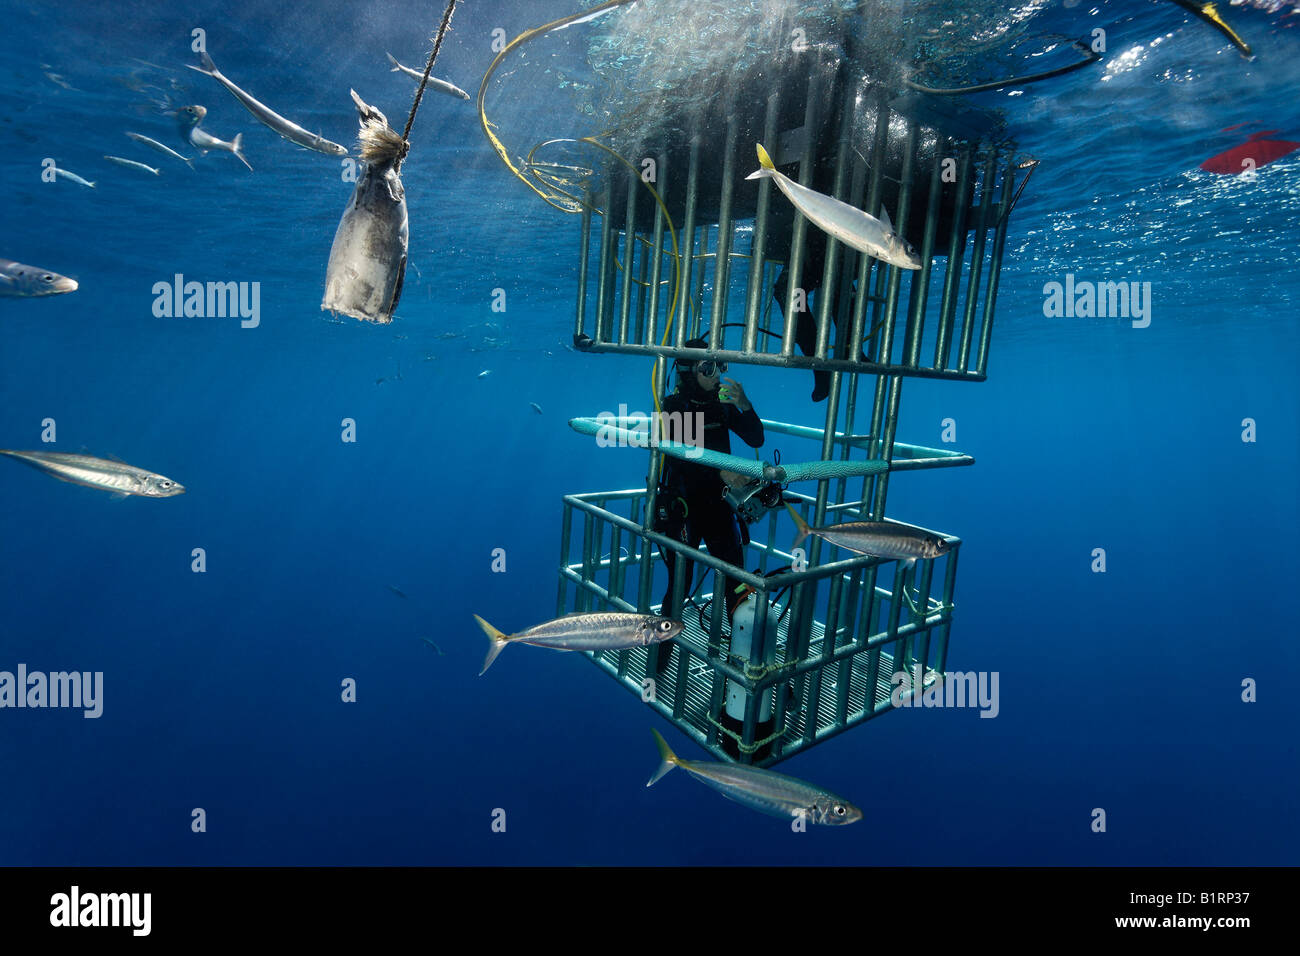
[556,50,1033,767]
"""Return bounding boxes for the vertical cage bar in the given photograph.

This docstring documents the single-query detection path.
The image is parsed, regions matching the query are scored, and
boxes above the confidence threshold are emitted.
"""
[575,202,592,340]
[813,99,855,364]
[934,147,973,369]
[957,151,997,373]
[780,69,821,358]
[676,136,700,349]
[556,501,573,616]
[594,184,614,343]
[693,226,710,339]
[743,91,780,354]
[708,113,740,349]
[645,151,668,348]
[618,169,638,345]
[976,159,1016,377]
[903,134,946,368]
[877,120,917,368]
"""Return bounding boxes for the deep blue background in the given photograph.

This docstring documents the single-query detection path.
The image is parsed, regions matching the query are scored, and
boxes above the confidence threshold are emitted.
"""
[0,0,1296,865]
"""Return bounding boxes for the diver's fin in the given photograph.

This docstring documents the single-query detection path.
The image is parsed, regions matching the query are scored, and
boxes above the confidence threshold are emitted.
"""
[474,614,510,676]
[647,728,680,787]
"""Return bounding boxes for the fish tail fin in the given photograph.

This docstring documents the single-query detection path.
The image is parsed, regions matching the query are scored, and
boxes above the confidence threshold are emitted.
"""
[745,142,777,181]
[474,614,510,676]
[647,728,680,787]
[784,501,811,549]
[231,133,253,172]
[185,51,218,76]
[386,52,402,72]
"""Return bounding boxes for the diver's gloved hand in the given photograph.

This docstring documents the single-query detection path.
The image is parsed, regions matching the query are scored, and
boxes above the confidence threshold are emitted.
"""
[719,377,752,412]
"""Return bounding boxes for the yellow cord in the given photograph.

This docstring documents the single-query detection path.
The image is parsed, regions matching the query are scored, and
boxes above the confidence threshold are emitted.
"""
[476,3,684,418]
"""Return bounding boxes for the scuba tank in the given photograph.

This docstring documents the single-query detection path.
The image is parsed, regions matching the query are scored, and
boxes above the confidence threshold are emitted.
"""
[721,587,780,760]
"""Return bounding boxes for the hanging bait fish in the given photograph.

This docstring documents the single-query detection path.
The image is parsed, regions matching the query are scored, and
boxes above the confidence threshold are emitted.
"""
[187,51,349,157]
[747,143,922,270]
[0,450,185,498]
[321,91,409,325]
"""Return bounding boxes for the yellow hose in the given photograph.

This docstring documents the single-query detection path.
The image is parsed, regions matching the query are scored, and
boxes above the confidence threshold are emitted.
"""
[475,0,684,417]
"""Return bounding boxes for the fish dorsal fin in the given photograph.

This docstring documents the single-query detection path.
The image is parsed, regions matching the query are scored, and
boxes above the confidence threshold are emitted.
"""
[879,206,894,232]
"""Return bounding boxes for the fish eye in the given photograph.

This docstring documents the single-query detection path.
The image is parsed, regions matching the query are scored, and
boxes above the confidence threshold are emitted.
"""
[42,274,54,281]
[657,620,674,633]
[159,480,173,489]
[834,805,846,816]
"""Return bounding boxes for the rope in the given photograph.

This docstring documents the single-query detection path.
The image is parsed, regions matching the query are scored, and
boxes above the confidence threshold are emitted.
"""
[904,37,1099,96]
[403,0,462,143]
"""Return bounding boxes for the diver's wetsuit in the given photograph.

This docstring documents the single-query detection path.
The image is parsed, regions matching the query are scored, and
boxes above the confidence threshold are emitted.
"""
[654,385,764,670]
[772,228,856,403]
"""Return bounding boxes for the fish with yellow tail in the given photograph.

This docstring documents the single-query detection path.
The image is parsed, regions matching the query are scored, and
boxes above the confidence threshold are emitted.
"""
[746,143,922,270]
[785,501,948,567]
[473,612,682,675]
[647,729,862,826]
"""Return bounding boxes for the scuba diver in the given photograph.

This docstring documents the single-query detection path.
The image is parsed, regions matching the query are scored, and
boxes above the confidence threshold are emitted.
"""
[653,338,765,674]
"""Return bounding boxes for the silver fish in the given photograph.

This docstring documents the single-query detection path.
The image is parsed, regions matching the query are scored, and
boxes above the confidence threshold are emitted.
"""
[0,450,185,498]
[529,402,543,414]
[647,729,862,826]
[174,105,252,171]
[43,70,75,91]
[0,259,78,297]
[321,91,408,324]
[474,612,683,675]
[53,167,95,188]
[385,52,470,101]
[786,503,948,566]
[187,51,348,157]
[746,143,922,270]
[104,155,161,175]
[125,132,194,169]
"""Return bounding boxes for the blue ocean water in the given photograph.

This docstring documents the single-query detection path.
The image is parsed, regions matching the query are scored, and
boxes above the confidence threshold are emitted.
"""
[0,0,1296,866]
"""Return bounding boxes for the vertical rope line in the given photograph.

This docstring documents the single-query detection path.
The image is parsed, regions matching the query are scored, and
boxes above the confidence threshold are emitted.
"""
[403,0,461,143]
